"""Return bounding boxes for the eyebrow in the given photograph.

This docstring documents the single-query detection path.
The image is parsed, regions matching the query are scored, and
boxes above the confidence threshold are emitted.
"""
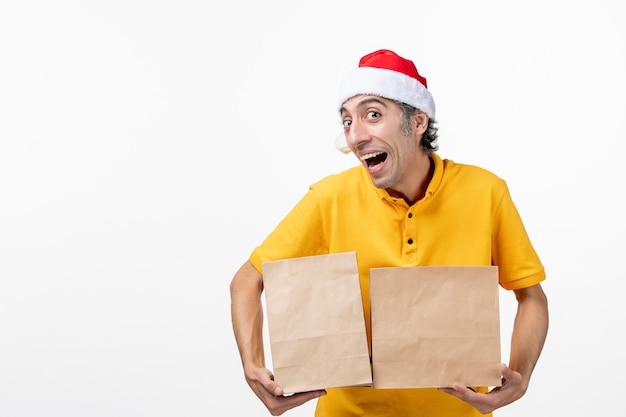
[340,97,389,115]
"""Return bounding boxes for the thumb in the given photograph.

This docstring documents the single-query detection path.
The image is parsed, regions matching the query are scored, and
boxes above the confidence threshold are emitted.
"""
[499,363,509,386]
[500,363,509,377]
[262,369,283,396]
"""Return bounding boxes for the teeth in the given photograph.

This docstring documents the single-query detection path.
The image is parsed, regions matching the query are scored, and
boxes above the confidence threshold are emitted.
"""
[360,151,384,161]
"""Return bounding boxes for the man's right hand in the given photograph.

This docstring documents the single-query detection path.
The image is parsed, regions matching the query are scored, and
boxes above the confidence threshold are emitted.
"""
[246,366,327,416]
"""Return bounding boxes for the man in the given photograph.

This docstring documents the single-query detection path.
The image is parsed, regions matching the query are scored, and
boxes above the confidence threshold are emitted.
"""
[230,49,548,416]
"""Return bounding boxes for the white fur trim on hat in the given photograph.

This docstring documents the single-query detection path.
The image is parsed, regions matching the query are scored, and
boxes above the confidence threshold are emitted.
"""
[337,66,436,119]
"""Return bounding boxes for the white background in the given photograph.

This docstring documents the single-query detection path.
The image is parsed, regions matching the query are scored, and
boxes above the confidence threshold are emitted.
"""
[1,1,624,416]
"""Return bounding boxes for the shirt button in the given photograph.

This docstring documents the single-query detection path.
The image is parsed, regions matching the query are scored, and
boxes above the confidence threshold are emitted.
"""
[408,238,413,244]
[408,213,413,218]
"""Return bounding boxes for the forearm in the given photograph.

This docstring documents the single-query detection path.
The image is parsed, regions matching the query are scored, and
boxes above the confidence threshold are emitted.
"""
[509,284,549,388]
[230,260,266,372]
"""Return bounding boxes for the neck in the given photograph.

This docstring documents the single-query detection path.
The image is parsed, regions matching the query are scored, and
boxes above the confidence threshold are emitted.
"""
[387,154,434,205]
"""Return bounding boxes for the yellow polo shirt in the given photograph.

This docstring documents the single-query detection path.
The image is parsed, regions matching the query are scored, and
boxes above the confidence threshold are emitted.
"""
[250,153,545,417]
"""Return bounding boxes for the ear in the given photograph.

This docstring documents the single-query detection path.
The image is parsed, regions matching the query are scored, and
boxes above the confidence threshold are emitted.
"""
[414,112,429,136]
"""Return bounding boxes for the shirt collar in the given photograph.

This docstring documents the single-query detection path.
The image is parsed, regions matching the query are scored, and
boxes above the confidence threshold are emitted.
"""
[372,152,444,204]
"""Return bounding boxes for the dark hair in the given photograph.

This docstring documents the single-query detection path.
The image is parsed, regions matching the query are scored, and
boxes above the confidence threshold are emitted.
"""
[395,100,439,153]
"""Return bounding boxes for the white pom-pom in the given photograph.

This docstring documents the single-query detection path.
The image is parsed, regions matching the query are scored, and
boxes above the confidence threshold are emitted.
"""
[335,133,351,154]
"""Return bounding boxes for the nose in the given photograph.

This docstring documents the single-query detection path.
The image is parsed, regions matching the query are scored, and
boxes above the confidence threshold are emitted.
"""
[345,119,370,150]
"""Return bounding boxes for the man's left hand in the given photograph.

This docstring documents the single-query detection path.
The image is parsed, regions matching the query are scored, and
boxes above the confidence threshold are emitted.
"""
[438,364,527,414]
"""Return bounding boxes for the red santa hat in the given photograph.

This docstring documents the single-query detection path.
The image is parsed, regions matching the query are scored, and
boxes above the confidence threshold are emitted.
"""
[337,49,436,118]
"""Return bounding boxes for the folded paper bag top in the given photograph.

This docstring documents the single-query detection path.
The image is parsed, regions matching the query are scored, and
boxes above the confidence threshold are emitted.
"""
[370,265,502,389]
[262,252,372,394]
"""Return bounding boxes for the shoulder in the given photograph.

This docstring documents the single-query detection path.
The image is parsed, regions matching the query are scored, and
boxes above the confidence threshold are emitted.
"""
[310,165,370,194]
[443,158,502,179]
[433,156,510,203]
[442,158,507,187]
[301,165,380,210]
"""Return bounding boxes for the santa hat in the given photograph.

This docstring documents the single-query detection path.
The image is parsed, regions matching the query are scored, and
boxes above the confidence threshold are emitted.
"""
[335,49,436,153]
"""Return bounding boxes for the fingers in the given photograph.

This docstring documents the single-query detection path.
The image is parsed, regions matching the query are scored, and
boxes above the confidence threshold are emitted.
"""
[437,384,478,402]
[265,389,326,416]
[437,364,527,415]
[250,368,326,416]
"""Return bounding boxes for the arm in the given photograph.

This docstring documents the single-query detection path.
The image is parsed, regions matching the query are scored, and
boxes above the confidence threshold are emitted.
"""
[230,260,326,415]
[508,283,549,389]
[439,283,549,414]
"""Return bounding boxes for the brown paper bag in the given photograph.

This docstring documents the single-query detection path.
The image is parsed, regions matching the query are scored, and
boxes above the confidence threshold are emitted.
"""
[370,266,501,389]
[262,252,372,394]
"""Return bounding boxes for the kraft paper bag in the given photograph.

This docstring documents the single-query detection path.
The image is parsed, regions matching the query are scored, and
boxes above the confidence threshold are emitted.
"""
[370,266,501,389]
[262,252,372,394]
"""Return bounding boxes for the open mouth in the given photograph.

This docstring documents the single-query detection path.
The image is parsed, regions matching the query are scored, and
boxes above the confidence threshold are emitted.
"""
[361,151,388,169]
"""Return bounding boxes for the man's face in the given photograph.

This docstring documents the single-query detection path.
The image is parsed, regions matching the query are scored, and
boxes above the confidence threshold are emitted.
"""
[339,95,421,191]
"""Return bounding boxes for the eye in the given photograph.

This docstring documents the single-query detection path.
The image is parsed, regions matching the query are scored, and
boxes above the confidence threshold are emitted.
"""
[342,119,352,128]
[366,110,381,120]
